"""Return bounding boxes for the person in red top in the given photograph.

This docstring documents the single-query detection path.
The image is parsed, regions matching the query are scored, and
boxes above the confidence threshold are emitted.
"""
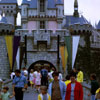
[65,71,83,100]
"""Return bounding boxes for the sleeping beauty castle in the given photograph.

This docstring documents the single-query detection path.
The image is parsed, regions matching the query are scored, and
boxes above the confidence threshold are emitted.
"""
[0,0,100,79]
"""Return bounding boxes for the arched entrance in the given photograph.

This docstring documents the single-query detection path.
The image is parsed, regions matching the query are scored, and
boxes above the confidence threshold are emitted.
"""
[28,60,56,72]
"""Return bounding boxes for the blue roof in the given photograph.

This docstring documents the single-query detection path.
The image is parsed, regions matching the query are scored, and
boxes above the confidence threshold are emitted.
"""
[64,15,90,27]
[56,0,64,5]
[0,0,17,4]
[0,16,7,24]
[29,0,37,8]
[22,0,29,5]
[48,0,56,8]
[22,0,62,9]
[96,21,100,29]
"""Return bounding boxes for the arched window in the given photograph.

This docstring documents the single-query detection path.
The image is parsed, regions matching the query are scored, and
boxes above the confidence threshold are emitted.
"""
[40,0,45,12]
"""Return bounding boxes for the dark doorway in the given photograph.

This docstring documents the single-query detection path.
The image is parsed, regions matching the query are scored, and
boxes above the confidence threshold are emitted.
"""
[28,60,56,72]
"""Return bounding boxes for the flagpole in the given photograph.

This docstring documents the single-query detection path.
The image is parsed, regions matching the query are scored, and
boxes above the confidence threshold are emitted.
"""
[57,35,60,71]
[24,35,27,67]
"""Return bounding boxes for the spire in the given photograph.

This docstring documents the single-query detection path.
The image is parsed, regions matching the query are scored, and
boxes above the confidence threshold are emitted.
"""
[73,0,79,17]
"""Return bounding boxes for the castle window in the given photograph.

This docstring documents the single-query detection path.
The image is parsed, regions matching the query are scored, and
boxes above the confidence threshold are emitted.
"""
[11,10,13,13]
[11,6,13,8]
[3,6,5,8]
[40,21,45,29]
[7,10,9,13]
[7,6,9,8]
[40,0,45,12]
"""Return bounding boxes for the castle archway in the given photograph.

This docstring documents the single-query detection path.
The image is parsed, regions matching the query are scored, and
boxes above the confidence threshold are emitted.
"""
[28,60,56,72]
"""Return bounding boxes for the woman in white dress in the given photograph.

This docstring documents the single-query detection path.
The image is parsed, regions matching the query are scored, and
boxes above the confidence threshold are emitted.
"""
[29,69,34,89]
[35,69,41,92]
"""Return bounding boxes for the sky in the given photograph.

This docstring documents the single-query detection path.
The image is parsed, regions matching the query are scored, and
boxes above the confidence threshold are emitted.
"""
[17,0,100,25]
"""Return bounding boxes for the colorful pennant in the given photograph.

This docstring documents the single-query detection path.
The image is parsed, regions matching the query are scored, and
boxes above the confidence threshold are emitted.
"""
[5,36,13,70]
[12,36,20,70]
[64,36,72,67]
[60,46,68,71]
[72,36,80,68]
[5,36,20,71]
[64,36,80,68]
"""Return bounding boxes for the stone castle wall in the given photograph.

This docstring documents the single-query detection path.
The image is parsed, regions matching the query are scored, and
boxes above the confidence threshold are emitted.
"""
[0,36,10,79]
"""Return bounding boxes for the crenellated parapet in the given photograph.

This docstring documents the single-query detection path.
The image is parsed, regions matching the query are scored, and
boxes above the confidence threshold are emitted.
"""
[69,24,92,35]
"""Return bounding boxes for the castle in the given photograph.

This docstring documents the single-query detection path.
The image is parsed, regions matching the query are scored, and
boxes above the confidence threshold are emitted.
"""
[0,0,100,79]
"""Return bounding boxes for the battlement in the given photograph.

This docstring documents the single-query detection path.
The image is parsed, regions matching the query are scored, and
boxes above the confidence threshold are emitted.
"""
[69,24,92,35]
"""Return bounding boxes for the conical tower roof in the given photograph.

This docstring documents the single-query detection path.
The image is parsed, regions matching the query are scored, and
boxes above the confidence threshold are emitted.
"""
[74,0,78,7]
[0,16,7,24]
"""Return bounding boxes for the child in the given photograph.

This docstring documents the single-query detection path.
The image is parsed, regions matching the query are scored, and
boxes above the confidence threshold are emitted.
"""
[38,86,51,100]
[29,69,34,89]
[0,86,13,100]
[95,88,100,100]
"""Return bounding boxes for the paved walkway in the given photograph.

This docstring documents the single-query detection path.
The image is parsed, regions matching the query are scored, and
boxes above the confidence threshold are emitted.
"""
[3,82,38,100]
[10,87,38,100]
[4,81,91,100]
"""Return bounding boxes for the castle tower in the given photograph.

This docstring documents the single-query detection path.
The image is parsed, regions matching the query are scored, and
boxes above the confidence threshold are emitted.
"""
[73,0,79,17]
[0,0,18,26]
[55,0,64,29]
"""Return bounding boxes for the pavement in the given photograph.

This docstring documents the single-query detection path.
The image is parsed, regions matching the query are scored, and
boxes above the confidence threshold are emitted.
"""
[3,82,39,100]
[10,88,38,100]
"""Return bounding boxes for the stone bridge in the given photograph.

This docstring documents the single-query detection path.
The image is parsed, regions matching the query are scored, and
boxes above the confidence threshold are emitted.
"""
[3,80,91,100]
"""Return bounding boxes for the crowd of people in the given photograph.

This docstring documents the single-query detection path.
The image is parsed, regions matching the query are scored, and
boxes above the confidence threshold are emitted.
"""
[0,67,100,100]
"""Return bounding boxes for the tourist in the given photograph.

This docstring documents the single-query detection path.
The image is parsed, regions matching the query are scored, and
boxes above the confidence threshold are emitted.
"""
[0,86,13,100]
[38,86,51,100]
[35,69,41,92]
[95,88,100,100]
[77,68,83,83]
[10,71,15,79]
[33,70,38,90]
[65,75,71,86]
[88,73,99,100]
[12,69,27,100]
[41,67,48,86]
[65,71,83,100]
[23,67,28,80]
[29,69,34,89]
[48,71,66,100]
[48,70,54,84]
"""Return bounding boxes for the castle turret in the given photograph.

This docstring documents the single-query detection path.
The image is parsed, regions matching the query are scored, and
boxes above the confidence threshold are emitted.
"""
[0,0,18,25]
[55,0,64,29]
[21,0,29,29]
[0,14,14,35]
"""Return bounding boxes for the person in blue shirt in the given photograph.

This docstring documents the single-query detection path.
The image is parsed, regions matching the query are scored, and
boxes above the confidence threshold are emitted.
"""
[48,71,66,100]
[12,69,27,100]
